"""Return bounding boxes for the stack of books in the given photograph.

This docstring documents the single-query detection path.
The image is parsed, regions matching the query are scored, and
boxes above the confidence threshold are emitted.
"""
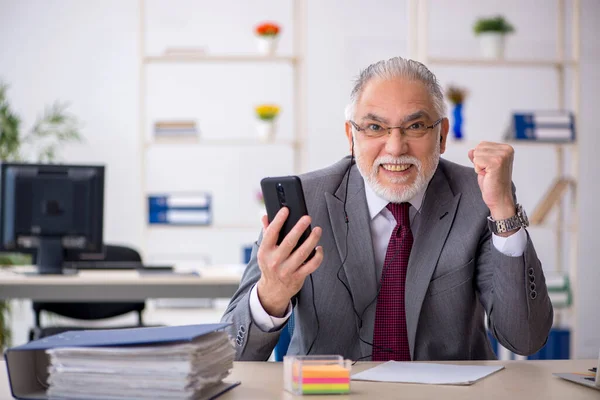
[154,120,198,139]
[5,324,239,400]
[545,272,571,308]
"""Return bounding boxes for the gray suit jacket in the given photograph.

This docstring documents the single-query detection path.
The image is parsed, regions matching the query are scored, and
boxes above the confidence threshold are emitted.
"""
[222,157,553,361]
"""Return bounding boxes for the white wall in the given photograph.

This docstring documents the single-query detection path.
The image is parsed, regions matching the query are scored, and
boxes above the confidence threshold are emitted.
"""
[0,0,598,357]
[0,0,143,251]
[574,0,600,360]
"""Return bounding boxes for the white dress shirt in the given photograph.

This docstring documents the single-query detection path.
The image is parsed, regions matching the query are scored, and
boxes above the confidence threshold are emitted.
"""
[250,177,528,332]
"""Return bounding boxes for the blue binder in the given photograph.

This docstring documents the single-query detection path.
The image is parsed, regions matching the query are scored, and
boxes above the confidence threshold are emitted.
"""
[4,323,239,400]
[510,111,575,142]
[488,328,570,360]
[149,209,212,225]
[527,328,570,360]
[148,193,212,225]
[148,194,211,210]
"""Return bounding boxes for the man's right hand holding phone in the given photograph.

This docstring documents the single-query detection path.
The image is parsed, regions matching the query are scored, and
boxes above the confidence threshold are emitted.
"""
[256,207,324,318]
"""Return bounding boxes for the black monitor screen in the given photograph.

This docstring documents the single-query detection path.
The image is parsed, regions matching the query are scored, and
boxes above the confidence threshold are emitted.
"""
[0,163,104,273]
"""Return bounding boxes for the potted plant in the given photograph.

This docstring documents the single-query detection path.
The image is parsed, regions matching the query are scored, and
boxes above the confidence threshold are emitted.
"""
[0,80,82,349]
[446,85,469,140]
[254,104,280,142]
[254,22,281,56]
[473,15,515,59]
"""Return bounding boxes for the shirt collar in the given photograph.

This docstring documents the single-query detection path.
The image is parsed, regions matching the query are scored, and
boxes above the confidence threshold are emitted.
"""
[363,177,427,220]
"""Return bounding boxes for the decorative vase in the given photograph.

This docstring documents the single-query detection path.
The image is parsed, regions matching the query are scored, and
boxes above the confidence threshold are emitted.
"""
[478,32,505,59]
[256,36,278,56]
[452,103,464,140]
[256,119,275,142]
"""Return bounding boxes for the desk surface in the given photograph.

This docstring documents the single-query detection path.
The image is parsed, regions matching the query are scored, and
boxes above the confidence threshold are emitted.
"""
[0,266,242,301]
[0,359,597,400]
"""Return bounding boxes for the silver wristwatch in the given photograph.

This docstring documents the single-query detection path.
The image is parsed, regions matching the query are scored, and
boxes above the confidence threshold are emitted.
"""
[487,203,529,234]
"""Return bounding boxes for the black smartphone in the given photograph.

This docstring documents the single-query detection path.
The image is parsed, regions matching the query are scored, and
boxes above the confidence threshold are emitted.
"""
[260,175,316,261]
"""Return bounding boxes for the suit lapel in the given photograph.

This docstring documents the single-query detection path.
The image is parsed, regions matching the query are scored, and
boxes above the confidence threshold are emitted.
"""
[405,167,461,359]
[325,165,377,330]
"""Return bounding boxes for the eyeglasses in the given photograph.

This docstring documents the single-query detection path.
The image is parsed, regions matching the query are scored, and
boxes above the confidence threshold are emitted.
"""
[349,118,443,139]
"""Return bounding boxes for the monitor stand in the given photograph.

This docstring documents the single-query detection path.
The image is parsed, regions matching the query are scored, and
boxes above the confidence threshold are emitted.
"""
[36,237,64,275]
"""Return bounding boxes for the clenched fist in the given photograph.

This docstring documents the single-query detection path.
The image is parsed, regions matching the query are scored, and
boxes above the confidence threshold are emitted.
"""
[468,142,517,235]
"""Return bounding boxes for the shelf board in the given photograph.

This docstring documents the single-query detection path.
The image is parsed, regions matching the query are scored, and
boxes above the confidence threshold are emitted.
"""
[148,224,259,230]
[529,222,577,233]
[446,139,576,148]
[144,54,298,64]
[428,58,578,68]
[146,137,299,148]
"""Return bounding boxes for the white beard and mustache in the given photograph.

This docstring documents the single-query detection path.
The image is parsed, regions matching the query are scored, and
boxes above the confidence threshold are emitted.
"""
[354,135,441,204]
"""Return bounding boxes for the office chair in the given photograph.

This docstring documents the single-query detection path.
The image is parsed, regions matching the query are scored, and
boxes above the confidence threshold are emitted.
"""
[274,313,295,361]
[29,244,148,340]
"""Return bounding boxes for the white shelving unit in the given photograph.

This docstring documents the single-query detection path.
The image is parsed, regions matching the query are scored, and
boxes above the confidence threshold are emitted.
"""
[145,55,300,64]
[409,0,581,358]
[138,0,307,266]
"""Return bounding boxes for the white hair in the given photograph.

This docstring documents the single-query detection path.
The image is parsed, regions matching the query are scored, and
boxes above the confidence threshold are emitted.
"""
[344,56,446,121]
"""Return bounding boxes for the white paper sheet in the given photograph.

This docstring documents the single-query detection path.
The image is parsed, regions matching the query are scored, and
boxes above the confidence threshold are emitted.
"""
[352,362,504,385]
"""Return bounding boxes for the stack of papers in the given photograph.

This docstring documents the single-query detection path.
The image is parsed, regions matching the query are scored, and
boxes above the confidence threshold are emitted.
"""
[45,331,235,400]
[352,362,504,385]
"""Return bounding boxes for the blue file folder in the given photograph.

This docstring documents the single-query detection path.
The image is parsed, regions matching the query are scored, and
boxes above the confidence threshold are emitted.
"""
[488,328,570,360]
[510,111,575,142]
[148,193,212,225]
[4,323,239,400]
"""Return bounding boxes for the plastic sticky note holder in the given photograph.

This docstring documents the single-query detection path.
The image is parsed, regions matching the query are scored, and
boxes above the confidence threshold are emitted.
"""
[284,355,352,395]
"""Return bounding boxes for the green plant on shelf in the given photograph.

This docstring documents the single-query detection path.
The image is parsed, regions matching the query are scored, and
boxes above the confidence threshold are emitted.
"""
[0,82,83,163]
[473,15,515,35]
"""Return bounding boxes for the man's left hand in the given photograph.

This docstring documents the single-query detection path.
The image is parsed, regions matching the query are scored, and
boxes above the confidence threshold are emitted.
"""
[468,142,516,227]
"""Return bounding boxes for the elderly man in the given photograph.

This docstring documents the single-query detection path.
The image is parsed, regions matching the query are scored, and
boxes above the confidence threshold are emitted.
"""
[222,57,553,361]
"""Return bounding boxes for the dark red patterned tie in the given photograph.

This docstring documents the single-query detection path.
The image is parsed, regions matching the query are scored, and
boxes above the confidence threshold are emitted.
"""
[372,202,413,361]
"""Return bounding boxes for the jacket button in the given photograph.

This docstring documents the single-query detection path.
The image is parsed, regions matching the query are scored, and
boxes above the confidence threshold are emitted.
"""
[530,282,536,291]
[528,268,535,277]
[240,325,246,333]
[530,290,537,300]
[236,338,242,346]
[529,274,535,283]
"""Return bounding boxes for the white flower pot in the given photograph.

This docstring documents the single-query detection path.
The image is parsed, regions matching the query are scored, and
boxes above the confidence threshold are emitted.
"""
[478,33,506,59]
[256,120,276,142]
[256,36,278,56]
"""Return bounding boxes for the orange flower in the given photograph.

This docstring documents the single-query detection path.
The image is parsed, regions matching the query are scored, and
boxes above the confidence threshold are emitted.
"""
[255,22,280,36]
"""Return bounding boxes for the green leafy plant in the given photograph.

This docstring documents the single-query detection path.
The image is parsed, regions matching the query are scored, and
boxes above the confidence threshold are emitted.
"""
[0,84,21,161]
[0,80,82,348]
[473,15,515,35]
[0,253,32,347]
[0,81,82,162]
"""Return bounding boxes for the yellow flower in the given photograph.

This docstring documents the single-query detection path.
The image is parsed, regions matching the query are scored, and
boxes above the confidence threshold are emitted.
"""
[255,104,280,121]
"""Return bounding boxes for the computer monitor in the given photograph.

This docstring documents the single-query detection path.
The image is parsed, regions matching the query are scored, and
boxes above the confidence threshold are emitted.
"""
[0,163,105,274]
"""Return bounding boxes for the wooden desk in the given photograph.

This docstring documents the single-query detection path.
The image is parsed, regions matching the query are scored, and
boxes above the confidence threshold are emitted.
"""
[0,266,242,301]
[0,359,597,399]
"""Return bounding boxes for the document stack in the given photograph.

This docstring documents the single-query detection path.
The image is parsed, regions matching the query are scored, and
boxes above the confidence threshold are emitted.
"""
[153,120,198,138]
[4,324,239,400]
